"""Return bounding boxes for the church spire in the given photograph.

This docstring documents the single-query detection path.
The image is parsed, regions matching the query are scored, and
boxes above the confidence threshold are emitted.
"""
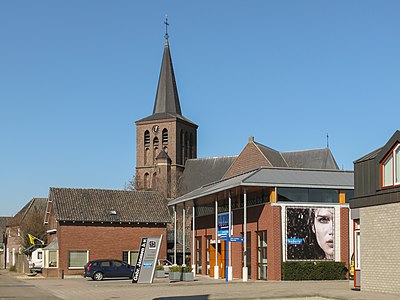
[152,17,182,116]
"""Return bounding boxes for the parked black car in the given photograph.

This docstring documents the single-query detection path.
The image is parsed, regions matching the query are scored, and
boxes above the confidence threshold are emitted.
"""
[84,259,135,281]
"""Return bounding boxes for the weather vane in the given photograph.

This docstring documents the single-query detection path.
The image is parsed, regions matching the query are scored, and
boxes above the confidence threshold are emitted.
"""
[164,15,169,40]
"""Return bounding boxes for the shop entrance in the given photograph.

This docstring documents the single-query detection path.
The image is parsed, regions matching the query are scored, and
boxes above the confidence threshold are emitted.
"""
[209,240,226,278]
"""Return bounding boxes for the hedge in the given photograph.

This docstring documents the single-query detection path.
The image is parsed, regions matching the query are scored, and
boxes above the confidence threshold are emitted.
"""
[282,261,347,280]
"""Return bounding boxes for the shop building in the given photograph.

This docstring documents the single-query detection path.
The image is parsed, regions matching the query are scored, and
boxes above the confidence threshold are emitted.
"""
[350,130,400,294]
[169,137,354,281]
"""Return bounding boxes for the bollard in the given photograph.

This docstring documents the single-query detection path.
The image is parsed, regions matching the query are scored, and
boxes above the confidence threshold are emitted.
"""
[61,269,64,279]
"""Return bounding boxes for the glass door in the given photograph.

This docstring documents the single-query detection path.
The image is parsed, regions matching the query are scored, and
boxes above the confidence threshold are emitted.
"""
[196,237,202,274]
[257,231,267,280]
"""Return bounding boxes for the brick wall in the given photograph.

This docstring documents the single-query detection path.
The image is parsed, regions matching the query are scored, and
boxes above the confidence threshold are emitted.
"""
[360,202,400,295]
[340,207,349,276]
[136,118,196,198]
[194,203,281,280]
[223,142,271,179]
[56,224,167,276]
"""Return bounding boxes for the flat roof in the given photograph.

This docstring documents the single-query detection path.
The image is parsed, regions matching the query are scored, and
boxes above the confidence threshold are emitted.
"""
[169,167,354,206]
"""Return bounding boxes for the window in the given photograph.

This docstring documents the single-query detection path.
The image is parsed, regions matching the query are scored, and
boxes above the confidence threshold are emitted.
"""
[38,252,43,260]
[383,154,393,186]
[144,130,150,146]
[123,250,139,265]
[396,146,400,184]
[257,231,267,280]
[162,129,168,145]
[68,250,88,269]
[144,173,150,189]
[206,236,211,275]
[144,148,149,165]
[196,237,202,274]
[354,220,360,270]
[100,261,111,267]
[381,144,400,187]
[181,130,185,165]
[48,250,58,268]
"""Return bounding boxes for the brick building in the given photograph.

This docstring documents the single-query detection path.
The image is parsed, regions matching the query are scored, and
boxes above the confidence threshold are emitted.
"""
[169,137,353,280]
[135,37,198,199]
[42,188,170,277]
[4,198,47,272]
[134,33,354,279]
[0,217,12,268]
[350,130,400,294]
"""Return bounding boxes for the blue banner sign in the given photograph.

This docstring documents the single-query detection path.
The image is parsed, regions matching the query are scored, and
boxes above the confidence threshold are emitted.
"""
[230,237,244,242]
[287,238,303,245]
[218,212,231,237]
[220,236,244,242]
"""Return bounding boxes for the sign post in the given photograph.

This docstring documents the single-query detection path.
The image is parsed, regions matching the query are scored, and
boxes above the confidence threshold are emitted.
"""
[132,235,163,284]
[220,235,244,282]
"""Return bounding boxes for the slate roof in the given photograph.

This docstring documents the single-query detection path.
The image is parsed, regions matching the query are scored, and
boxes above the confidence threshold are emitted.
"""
[8,198,47,227]
[170,167,354,206]
[0,217,12,236]
[281,148,339,170]
[179,156,237,195]
[353,130,400,164]
[354,147,383,164]
[50,188,170,223]
[136,39,196,126]
[255,142,288,167]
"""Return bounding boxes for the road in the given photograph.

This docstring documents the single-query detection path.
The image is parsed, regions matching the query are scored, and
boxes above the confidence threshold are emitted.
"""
[1,270,399,300]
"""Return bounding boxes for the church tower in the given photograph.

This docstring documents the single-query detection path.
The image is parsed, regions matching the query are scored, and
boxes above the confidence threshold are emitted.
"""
[135,31,198,198]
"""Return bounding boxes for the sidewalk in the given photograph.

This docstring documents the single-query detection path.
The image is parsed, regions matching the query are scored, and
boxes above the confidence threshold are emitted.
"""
[2,269,399,300]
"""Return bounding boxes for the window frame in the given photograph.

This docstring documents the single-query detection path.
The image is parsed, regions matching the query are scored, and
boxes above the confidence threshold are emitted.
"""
[45,250,58,268]
[68,250,89,269]
[381,144,400,188]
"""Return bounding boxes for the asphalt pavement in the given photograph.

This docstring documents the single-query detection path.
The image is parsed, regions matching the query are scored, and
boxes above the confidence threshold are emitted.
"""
[0,269,399,300]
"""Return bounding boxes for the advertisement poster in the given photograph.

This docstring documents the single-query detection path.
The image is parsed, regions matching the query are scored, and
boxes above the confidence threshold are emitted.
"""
[217,212,232,237]
[286,207,334,260]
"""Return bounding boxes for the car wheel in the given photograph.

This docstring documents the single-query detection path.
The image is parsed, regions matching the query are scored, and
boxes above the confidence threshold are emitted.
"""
[92,272,104,281]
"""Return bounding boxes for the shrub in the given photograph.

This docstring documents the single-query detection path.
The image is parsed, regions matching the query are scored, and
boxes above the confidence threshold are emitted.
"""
[282,261,347,280]
[169,265,182,272]
[182,265,192,273]
[9,265,17,272]
[155,265,164,271]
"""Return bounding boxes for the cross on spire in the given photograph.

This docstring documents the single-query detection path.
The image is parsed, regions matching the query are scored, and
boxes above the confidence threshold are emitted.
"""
[326,133,329,148]
[164,15,169,40]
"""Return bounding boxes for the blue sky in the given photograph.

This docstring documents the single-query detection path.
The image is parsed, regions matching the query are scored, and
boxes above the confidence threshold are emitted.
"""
[1,1,399,216]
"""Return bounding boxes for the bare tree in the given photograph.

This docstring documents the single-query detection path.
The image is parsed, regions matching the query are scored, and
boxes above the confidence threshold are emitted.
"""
[20,207,47,249]
[124,175,136,191]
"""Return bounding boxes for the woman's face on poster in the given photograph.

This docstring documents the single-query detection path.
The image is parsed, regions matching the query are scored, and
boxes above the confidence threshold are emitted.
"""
[313,208,334,259]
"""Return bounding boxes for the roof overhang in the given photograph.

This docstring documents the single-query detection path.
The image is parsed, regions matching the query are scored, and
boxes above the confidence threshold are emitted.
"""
[169,167,354,206]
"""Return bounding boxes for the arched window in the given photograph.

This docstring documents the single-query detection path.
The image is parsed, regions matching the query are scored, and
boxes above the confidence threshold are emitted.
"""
[181,130,185,165]
[144,148,150,165]
[144,130,150,147]
[144,173,149,189]
[153,137,159,147]
[152,173,157,189]
[162,129,168,145]
[189,133,193,159]
[184,132,189,163]
[153,147,159,164]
